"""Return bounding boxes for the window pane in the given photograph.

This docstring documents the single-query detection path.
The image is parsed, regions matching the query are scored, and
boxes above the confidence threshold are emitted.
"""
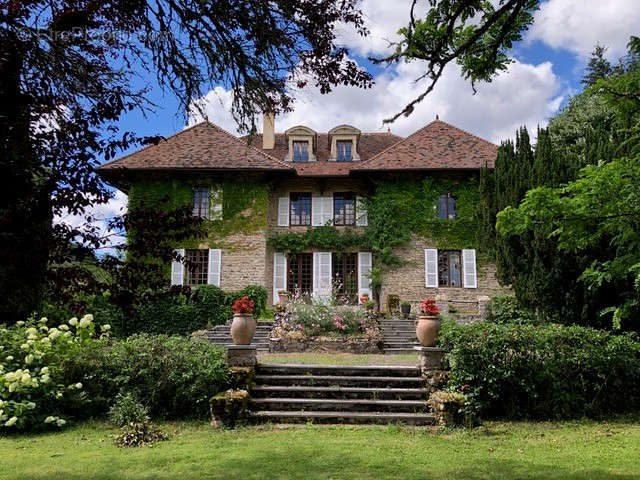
[287,253,312,294]
[334,193,355,225]
[293,141,309,162]
[185,249,209,285]
[193,187,210,219]
[332,253,358,304]
[447,197,456,219]
[290,193,311,226]
[438,195,447,220]
[438,252,449,286]
[449,251,461,286]
[337,140,352,162]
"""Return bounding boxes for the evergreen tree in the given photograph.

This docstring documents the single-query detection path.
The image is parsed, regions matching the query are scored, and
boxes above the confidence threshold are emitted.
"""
[581,44,613,87]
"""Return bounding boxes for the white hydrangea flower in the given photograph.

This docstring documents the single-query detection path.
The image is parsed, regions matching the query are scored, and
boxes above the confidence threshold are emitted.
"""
[44,416,55,424]
[5,416,17,427]
[20,343,29,350]
[101,324,111,331]
[56,418,66,427]
[40,366,49,375]
[5,356,13,362]
[75,382,82,389]
[16,321,25,327]
[21,372,31,383]
[41,374,50,384]
[48,329,61,340]
[27,402,36,409]
[39,317,48,324]
[68,318,78,326]
[24,354,34,365]
[58,324,69,331]
[78,317,90,328]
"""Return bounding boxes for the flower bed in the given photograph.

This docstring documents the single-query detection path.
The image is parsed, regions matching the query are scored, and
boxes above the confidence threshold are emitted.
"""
[270,295,383,353]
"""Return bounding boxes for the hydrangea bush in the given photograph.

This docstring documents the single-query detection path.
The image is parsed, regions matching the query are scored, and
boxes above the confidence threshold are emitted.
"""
[0,314,109,431]
[273,293,380,339]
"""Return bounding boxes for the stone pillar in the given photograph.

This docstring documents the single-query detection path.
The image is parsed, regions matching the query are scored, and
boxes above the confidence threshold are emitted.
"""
[414,346,447,372]
[226,345,257,367]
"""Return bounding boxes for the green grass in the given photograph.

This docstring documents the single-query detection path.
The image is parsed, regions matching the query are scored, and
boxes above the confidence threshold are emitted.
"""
[2,419,640,479]
[258,353,418,365]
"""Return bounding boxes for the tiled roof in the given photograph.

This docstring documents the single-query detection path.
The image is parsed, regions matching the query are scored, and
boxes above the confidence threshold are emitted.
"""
[96,119,497,177]
[97,122,292,172]
[355,120,497,171]
[243,132,403,176]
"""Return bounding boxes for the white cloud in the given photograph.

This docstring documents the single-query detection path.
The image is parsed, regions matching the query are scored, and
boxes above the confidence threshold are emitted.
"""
[528,0,640,59]
[55,190,128,255]
[188,58,562,144]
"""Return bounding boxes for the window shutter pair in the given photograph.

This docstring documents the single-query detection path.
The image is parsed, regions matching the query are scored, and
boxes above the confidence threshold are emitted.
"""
[273,252,287,304]
[424,249,477,288]
[170,248,221,287]
[312,252,332,300]
[312,195,333,226]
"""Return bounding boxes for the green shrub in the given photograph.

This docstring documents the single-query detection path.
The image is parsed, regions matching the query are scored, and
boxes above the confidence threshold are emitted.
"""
[486,295,536,324]
[192,285,232,326]
[134,291,202,336]
[66,334,230,419]
[108,393,149,426]
[232,285,268,318]
[0,314,109,431]
[113,421,168,447]
[438,320,640,420]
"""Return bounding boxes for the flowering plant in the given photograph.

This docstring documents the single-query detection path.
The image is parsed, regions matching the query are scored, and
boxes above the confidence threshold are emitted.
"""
[232,296,255,314]
[420,298,439,316]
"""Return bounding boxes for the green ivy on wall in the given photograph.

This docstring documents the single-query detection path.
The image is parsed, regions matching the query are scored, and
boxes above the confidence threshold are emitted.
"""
[267,226,368,256]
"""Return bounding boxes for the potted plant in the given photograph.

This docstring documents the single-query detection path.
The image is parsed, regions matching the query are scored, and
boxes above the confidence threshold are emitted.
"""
[359,293,370,305]
[278,290,289,305]
[230,295,256,345]
[400,301,411,318]
[415,298,440,347]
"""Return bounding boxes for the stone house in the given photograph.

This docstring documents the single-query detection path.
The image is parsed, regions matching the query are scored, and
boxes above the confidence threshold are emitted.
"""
[97,115,509,316]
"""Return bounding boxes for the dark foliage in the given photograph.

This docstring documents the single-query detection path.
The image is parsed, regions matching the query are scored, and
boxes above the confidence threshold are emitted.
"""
[439,320,640,420]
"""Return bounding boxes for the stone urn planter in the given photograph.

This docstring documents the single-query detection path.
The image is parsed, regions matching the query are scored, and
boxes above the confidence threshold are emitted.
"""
[230,313,257,345]
[230,295,257,345]
[415,315,441,347]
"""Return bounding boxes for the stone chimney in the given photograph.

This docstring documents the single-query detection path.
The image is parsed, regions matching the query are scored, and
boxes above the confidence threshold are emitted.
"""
[262,112,275,149]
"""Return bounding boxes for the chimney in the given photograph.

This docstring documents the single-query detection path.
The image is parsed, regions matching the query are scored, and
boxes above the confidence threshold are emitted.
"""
[262,112,275,149]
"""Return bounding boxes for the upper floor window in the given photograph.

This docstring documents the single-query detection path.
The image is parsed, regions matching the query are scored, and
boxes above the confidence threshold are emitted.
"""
[438,193,456,220]
[334,193,356,226]
[336,140,353,162]
[292,141,309,162]
[438,250,461,287]
[290,192,311,226]
[193,187,210,219]
[184,249,208,286]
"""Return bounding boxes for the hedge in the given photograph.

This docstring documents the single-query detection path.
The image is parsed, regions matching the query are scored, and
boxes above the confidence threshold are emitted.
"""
[438,321,640,420]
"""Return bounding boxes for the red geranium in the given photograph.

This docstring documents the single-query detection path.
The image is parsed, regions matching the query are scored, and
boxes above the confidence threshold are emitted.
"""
[232,295,255,314]
[420,298,439,316]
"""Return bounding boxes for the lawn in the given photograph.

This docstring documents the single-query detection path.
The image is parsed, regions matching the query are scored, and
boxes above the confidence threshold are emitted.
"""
[1,419,639,480]
[257,353,418,365]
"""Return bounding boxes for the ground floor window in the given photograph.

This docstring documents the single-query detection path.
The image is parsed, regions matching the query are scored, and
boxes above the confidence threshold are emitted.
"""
[438,250,461,287]
[332,253,358,304]
[287,253,313,295]
[185,249,208,286]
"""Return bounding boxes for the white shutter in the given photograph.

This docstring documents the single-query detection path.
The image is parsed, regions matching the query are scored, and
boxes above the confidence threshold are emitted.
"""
[171,249,185,286]
[207,249,221,286]
[312,195,322,226]
[356,196,368,226]
[358,252,372,301]
[462,249,478,288]
[211,186,223,220]
[273,252,287,303]
[321,195,333,225]
[277,196,289,226]
[424,249,438,288]
[313,252,332,300]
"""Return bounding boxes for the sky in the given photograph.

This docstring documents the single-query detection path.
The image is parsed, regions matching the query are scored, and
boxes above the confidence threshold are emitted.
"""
[58,0,640,247]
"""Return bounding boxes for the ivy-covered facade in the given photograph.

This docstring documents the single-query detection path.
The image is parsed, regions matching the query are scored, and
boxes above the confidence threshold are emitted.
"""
[98,118,509,314]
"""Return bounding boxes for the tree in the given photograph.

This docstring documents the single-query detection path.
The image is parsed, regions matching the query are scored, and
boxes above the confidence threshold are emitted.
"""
[581,44,612,87]
[0,0,372,322]
[374,0,539,122]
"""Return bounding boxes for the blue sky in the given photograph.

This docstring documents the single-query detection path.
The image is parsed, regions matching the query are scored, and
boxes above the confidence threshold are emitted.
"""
[61,0,640,243]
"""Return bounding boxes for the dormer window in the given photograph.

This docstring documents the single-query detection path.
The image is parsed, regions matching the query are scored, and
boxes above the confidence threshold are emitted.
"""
[328,125,360,162]
[292,141,309,162]
[336,140,353,162]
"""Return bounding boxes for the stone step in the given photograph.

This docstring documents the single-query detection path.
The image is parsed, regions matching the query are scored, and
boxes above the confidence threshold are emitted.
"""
[250,385,427,400]
[382,335,418,340]
[256,363,420,378]
[250,410,435,425]
[383,342,419,347]
[206,335,270,341]
[250,398,430,413]
[254,375,423,388]
[384,348,419,354]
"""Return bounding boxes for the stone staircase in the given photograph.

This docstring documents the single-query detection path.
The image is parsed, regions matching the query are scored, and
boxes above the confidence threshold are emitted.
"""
[249,364,435,425]
[204,322,273,352]
[381,317,419,354]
